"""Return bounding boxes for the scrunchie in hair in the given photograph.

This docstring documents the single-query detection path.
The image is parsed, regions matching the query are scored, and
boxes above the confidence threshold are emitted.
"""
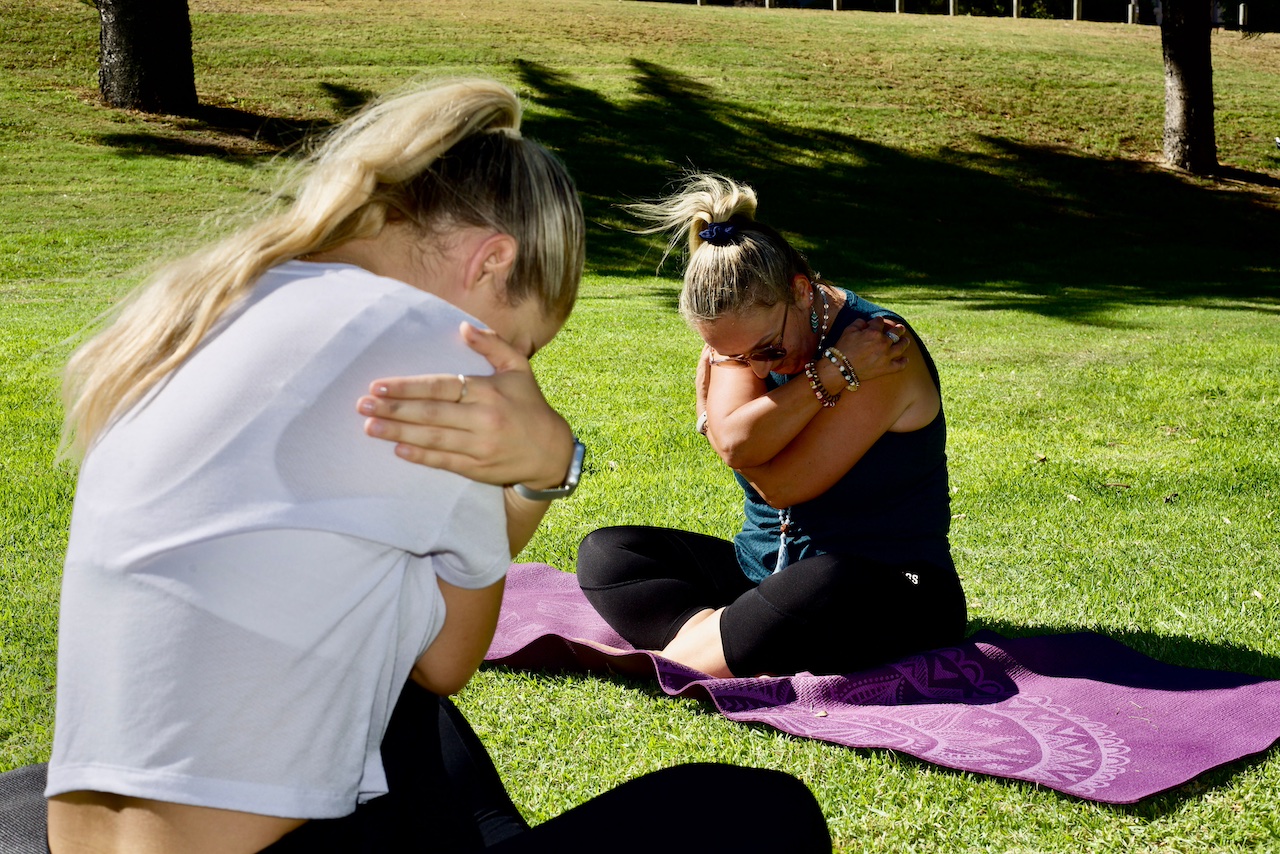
[698,222,739,246]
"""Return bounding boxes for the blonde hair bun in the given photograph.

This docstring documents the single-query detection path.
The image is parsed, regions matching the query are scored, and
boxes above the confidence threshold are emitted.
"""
[629,172,814,324]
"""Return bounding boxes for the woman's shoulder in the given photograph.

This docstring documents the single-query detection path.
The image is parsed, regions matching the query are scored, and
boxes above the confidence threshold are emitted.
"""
[261,260,466,319]
[248,260,488,368]
[837,288,904,324]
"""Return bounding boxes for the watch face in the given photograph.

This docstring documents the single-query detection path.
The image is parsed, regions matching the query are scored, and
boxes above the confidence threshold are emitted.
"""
[554,440,586,493]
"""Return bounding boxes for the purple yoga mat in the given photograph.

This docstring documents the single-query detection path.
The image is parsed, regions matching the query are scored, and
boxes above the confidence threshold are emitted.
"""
[486,563,1280,804]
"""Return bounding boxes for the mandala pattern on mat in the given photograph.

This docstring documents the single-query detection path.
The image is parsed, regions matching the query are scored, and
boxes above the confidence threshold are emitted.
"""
[730,694,1130,796]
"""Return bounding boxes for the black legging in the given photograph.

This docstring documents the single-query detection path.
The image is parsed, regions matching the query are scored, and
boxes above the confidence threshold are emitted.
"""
[10,682,830,853]
[576,525,967,677]
[266,681,829,851]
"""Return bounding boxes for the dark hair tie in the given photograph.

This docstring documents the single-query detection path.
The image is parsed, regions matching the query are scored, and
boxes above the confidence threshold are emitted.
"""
[698,222,739,246]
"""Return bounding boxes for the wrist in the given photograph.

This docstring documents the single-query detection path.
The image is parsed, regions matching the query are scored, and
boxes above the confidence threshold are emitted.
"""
[526,423,576,490]
[822,347,860,392]
[512,430,585,501]
[803,360,841,408]
[814,356,845,394]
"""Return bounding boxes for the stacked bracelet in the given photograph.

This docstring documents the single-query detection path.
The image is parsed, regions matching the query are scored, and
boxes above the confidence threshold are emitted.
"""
[804,360,841,408]
[823,347,860,392]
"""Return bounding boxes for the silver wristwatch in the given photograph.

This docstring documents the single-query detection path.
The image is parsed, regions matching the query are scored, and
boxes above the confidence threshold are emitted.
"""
[512,437,586,501]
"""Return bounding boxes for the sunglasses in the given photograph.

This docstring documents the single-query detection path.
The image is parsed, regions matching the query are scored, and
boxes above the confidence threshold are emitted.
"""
[708,304,790,368]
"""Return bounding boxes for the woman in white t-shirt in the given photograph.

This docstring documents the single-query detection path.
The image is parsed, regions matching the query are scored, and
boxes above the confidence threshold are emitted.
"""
[29,79,831,854]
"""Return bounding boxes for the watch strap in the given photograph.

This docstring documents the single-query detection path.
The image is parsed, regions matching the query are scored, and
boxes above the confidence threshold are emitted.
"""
[512,437,585,501]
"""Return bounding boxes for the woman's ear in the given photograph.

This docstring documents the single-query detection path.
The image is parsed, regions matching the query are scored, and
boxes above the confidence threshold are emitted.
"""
[464,232,519,297]
[791,273,811,305]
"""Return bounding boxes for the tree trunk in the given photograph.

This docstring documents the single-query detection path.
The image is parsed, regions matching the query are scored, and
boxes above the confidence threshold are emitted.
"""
[1161,0,1218,174]
[98,0,198,114]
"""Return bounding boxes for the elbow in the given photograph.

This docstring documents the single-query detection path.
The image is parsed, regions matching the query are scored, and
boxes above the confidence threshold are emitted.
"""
[719,446,751,470]
[716,436,771,470]
[739,474,804,510]
[739,467,828,509]
[759,492,791,511]
[410,662,474,697]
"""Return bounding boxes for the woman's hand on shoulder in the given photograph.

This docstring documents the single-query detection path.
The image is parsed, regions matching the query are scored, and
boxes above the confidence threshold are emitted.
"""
[358,321,574,489]
[833,316,911,383]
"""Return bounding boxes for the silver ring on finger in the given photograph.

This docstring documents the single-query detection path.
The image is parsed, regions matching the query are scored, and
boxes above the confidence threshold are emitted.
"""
[457,374,468,403]
[885,331,901,344]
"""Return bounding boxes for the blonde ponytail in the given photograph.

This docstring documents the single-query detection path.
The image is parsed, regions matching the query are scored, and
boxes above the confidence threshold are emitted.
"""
[62,78,582,458]
[628,173,814,326]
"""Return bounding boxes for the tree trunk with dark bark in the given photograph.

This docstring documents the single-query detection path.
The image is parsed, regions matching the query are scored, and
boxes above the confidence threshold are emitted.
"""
[1161,0,1218,174]
[98,0,197,114]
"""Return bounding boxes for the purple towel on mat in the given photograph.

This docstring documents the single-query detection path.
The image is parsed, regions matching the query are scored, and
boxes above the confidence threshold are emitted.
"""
[486,563,1280,804]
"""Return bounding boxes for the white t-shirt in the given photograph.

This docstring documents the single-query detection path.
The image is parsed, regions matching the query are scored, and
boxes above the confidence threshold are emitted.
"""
[45,261,511,819]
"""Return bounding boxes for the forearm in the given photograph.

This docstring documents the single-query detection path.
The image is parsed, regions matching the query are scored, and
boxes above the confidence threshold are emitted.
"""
[503,486,552,557]
[736,458,821,509]
[710,357,847,468]
[736,364,928,508]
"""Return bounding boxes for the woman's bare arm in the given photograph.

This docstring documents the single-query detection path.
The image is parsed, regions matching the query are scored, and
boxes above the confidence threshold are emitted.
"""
[704,317,911,469]
[734,341,940,508]
[411,576,506,696]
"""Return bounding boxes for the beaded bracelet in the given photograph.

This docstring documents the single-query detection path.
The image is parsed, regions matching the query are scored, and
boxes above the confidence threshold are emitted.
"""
[823,346,860,392]
[804,360,841,408]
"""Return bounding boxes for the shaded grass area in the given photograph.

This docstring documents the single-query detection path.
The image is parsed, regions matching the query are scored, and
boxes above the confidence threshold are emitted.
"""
[510,56,1280,321]
[2,0,1279,849]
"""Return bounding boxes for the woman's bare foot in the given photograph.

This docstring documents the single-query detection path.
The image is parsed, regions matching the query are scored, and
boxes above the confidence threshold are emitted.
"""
[659,608,733,678]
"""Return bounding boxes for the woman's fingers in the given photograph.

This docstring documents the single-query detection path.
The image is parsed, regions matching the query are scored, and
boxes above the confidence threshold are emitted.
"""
[358,322,573,487]
[359,384,487,426]
[391,442,490,480]
[460,321,531,374]
[881,320,911,365]
[366,403,557,485]
[364,322,529,404]
[836,317,911,382]
[695,344,713,414]
[366,372,470,403]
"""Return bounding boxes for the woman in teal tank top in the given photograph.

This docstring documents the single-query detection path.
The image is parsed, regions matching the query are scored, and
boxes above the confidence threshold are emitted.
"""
[573,173,967,678]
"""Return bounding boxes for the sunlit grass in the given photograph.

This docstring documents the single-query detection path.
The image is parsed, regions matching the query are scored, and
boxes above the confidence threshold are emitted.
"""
[2,0,1278,849]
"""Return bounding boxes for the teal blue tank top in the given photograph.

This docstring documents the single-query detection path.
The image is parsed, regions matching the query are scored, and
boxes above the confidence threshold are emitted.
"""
[732,291,952,582]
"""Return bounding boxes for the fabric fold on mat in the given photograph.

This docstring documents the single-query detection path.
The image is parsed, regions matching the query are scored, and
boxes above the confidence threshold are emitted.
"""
[486,563,1280,804]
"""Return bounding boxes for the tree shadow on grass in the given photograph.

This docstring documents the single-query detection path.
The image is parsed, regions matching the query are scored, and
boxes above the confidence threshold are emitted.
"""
[969,618,1280,680]
[92,60,1279,324]
[513,58,1280,325]
[94,81,375,164]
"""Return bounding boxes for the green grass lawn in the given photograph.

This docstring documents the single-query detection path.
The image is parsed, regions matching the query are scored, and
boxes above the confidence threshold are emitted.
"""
[3,0,1279,849]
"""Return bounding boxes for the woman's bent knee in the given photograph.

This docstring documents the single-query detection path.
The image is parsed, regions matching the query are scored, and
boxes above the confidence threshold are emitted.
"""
[575,526,651,587]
